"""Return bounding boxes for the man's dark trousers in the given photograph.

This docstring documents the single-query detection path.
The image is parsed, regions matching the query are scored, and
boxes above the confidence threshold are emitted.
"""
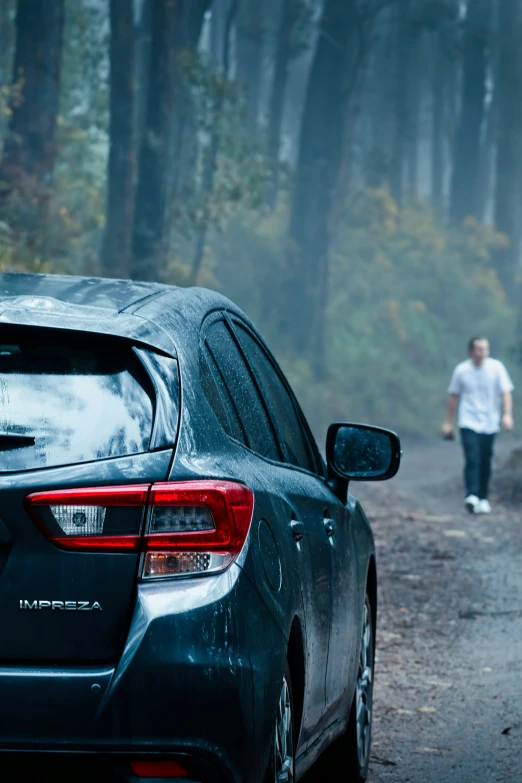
[460,428,496,500]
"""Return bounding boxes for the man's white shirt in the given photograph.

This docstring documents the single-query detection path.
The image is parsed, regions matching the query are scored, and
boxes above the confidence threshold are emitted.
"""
[448,358,514,434]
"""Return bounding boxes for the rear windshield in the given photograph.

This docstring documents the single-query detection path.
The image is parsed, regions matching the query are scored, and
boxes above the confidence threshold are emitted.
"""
[0,333,154,472]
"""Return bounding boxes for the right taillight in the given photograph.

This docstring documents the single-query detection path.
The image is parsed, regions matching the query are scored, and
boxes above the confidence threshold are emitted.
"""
[143,481,254,578]
[25,480,254,580]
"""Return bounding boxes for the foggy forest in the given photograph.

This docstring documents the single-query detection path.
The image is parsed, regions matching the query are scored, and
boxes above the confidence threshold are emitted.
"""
[0,0,520,439]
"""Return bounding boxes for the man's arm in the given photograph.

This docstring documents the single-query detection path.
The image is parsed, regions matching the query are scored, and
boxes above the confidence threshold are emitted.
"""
[502,391,514,430]
[443,393,459,437]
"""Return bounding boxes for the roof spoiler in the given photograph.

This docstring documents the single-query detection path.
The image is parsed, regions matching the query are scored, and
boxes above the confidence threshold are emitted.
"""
[0,296,177,357]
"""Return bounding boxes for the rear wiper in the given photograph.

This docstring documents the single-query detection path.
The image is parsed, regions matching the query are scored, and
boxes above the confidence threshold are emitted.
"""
[0,433,36,451]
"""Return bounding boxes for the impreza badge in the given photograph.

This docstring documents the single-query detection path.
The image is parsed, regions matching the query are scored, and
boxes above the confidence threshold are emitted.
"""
[19,600,102,611]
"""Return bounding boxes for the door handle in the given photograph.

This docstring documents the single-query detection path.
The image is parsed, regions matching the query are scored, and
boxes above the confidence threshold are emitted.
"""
[290,520,305,542]
[323,518,336,537]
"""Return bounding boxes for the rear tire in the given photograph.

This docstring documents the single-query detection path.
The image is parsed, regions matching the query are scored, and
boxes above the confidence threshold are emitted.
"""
[264,660,295,783]
[312,593,375,782]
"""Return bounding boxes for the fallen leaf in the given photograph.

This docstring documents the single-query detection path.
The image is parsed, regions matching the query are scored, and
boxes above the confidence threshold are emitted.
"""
[443,530,468,538]
[370,754,397,766]
[418,706,437,713]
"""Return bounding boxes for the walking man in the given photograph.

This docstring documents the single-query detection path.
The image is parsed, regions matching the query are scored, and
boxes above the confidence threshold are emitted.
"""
[442,337,514,514]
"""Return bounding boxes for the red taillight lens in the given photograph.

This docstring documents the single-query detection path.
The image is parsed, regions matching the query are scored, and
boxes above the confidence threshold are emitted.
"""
[130,760,188,778]
[25,481,254,578]
[146,481,254,552]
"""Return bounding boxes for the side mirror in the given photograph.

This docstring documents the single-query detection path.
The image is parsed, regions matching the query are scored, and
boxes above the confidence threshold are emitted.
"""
[326,422,401,482]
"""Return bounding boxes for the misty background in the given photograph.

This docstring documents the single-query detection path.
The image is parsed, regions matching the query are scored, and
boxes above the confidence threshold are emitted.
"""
[0,0,520,441]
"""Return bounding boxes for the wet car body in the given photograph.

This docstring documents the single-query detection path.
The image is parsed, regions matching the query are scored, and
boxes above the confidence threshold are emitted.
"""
[0,273,398,782]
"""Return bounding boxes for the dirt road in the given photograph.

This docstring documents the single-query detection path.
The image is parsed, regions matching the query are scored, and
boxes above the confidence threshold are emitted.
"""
[358,434,522,782]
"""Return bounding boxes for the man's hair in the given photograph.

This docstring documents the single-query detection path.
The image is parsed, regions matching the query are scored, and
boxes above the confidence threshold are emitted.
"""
[468,336,488,353]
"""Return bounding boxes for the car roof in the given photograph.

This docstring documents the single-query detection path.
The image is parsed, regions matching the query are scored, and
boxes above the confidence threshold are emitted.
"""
[0,273,242,356]
[0,272,169,312]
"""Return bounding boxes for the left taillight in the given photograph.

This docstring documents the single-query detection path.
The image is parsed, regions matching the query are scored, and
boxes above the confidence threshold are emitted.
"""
[25,480,254,579]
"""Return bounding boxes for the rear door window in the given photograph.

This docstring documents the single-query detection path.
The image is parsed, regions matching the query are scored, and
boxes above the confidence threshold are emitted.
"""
[0,332,153,472]
[203,319,280,461]
[234,324,319,473]
[200,350,245,443]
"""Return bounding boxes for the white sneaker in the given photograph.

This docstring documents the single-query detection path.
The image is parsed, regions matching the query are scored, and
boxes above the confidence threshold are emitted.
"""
[465,495,479,514]
[477,499,492,514]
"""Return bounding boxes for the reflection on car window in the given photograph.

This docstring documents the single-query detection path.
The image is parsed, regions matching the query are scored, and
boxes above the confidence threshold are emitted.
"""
[234,325,317,473]
[204,320,280,461]
[200,350,245,443]
[0,335,153,472]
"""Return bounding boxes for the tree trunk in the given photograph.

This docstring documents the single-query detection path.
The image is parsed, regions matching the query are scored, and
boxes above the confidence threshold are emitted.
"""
[390,8,419,207]
[131,0,209,282]
[190,0,238,284]
[450,0,489,223]
[363,6,397,190]
[0,0,64,201]
[135,0,152,150]
[0,0,15,89]
[101,0,136,279]
[405,31,423,202]
[265,0,298,206]
[210,0,228,67]
[132,0,177,281]
[236,0,265,133]
[431,32,446,214]
[476,0,498,223]
[166,0,211,227]
[283,0,359,357]
[0,0,16,149]
[494,0,522,294]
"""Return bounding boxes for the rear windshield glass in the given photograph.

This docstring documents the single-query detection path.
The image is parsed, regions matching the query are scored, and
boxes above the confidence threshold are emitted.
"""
[0,333,153,472]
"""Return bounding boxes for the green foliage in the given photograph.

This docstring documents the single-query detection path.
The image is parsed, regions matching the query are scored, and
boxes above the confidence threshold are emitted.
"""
[209,187,517,441]
[164,51,270,282]
[0,0,109,276]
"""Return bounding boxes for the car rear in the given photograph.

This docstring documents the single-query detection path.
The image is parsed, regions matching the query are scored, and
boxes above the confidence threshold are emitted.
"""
[0,324,283,783]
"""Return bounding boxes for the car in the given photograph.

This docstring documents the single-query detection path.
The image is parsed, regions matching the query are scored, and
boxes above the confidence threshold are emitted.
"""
[0,272,401,783]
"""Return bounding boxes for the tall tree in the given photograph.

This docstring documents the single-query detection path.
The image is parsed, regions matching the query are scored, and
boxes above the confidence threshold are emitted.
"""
[265,0,312,206]
[389,9,413,205]
[135,0,153,150]
[450,0,489,223]
[132,0,210,281]
[0,0,16,148]
[431,31,447,213]
[389,2,428,205]
[210,0,228,65]
[476,0,498,223]
[0,0,65,201]
[282,0,359,357]
[0,0,15,90]
[362,6,398,191]
[101,0,136,278]
[405,30,424,201]
[235,0,265,133]
[190,0,239,284]
[494,0,522,294]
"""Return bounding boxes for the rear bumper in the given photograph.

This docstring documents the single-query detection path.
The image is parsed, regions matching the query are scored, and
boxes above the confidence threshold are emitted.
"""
[0,565,287,782]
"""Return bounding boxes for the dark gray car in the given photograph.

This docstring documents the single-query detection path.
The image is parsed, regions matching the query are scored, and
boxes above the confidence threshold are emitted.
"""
[0,273,400,783]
